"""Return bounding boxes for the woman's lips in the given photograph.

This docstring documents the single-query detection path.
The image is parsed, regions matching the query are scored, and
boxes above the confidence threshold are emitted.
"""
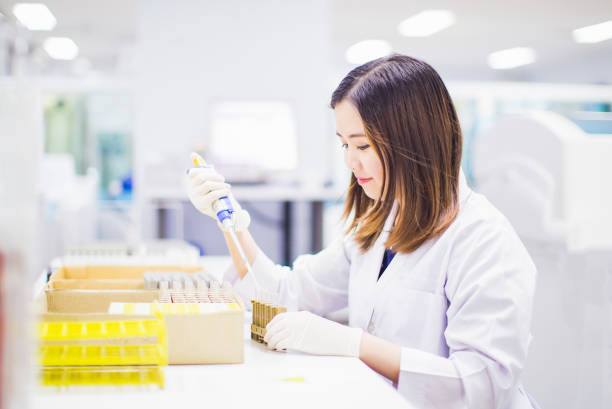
[357,177,373,185]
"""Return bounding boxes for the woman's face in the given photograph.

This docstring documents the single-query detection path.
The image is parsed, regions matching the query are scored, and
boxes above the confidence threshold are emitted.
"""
[334,100,384,201]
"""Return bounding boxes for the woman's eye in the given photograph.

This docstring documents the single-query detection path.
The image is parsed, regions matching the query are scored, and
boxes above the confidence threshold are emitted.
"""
[357,144,370,151]
[340,143,348,150]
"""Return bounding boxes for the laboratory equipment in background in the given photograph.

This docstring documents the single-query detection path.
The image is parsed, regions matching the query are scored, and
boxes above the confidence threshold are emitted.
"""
[43,92,134,201]
[471,111,612,409]
[44,96,87,172]
[472,111,612,250]
[447,81,612,187]
[208,101,299,184]
[42,91,137,244]
[40,153,98,268]
[59,240,201,267]
[37,240,244,368]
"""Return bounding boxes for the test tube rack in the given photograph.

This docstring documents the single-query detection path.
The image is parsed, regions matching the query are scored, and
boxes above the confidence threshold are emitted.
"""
[250,300,286,343]
[37,318,167,387]
[145,272,236,304]
[40,366,164,388]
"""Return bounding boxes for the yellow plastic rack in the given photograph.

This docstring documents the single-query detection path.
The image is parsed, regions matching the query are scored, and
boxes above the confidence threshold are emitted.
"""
[151,302,241,314]
[39,344,167,366]
[40,366,164,387]
[38,319,165,341]
[37,319,167,367]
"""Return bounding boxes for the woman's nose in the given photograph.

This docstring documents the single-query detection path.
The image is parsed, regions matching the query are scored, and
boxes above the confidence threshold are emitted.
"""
[344,149,360,171]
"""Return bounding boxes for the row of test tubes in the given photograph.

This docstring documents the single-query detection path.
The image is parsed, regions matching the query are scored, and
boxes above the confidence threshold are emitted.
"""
[144,272,235,304]
[250,301,286,343]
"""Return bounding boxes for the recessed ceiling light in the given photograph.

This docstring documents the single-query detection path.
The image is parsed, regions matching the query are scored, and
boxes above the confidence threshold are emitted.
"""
[43,37,79,60]
[572,20,612,44]
[487,47,536,70]
[345,40,392,65]
[398,10,456,37]
[12,3,57,31]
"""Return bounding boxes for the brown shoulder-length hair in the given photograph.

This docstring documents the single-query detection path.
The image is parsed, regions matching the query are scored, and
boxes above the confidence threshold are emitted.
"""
[331,54,462,253]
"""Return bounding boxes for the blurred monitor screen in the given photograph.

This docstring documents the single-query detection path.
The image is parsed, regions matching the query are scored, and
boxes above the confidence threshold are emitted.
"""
[209,101,298,172]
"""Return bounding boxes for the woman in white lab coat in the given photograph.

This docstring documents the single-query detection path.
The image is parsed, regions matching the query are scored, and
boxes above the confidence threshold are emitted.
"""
[187,54,537,408]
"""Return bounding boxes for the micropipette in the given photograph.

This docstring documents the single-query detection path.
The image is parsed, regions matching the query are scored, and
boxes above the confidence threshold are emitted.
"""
[190,153,263,298]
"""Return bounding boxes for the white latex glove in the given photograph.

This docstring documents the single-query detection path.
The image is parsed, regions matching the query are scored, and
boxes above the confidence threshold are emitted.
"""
[186,154,251,232]
[264,311,363,357]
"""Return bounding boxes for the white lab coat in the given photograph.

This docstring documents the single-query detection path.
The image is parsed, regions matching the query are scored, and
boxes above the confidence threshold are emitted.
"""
[226,172,537,409]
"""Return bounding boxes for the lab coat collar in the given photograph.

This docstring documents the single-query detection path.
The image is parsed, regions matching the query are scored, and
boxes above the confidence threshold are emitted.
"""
[458,168,471,205]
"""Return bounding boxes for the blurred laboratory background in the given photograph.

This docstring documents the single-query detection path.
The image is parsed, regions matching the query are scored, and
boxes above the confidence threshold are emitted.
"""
[0,0,611,408]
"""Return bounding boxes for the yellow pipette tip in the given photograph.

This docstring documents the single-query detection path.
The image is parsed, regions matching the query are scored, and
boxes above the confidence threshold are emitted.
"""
[190,152,204,167]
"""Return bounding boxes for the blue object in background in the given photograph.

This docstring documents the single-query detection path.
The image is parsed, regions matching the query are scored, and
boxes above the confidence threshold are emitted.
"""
[122,174,132,194]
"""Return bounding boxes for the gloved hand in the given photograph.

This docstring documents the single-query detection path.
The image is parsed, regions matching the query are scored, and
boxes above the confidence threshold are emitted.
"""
[264,311,363,357]
[186,153,251,232]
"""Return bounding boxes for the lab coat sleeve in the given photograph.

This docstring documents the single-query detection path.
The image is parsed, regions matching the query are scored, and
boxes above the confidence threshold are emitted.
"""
[397,218,536,409]
[225,235,352,316]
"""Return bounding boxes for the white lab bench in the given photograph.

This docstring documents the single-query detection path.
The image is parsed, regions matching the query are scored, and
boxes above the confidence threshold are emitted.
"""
[32,256,413,409]
[33,322,412,409]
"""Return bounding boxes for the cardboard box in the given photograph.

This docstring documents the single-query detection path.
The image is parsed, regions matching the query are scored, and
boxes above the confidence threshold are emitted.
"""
[48,279,144,290]
[44,289,160,313]
[47,264,203,291]
[49,264,204,280]
[37,283,244,364]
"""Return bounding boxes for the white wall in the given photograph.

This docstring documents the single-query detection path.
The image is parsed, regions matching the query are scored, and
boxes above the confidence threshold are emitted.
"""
[131,0,333,238]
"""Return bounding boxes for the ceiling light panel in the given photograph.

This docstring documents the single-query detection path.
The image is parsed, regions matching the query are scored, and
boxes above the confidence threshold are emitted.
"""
[345,40,392,65]
[44,37,79,60]
[12,3,57,31]
[573,20,612,44]
[487,47,536,70]
[398,10,456,37]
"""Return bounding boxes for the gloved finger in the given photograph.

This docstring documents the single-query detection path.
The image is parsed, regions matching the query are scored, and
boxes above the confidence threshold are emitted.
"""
[265,328,290,350]
[188,168,225,184]
[187,166,218,178]
[274,337,291,351]
[200,187,231,206]
[264,318,288,344]
[187,176,221,194]
[193,181,231,196]
[265,313,288,334]
[189,173,225,187]
[192,188,230,211]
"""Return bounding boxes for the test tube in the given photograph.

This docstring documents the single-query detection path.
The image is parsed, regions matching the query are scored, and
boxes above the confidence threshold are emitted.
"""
[272,306,279,322]
[263,303,269,342]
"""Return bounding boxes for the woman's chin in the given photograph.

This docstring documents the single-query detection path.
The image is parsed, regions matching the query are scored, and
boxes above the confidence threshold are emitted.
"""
[362,188,380,201]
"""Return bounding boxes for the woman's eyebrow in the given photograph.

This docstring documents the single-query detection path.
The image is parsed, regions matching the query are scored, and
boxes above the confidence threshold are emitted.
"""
[336,131,366,138]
